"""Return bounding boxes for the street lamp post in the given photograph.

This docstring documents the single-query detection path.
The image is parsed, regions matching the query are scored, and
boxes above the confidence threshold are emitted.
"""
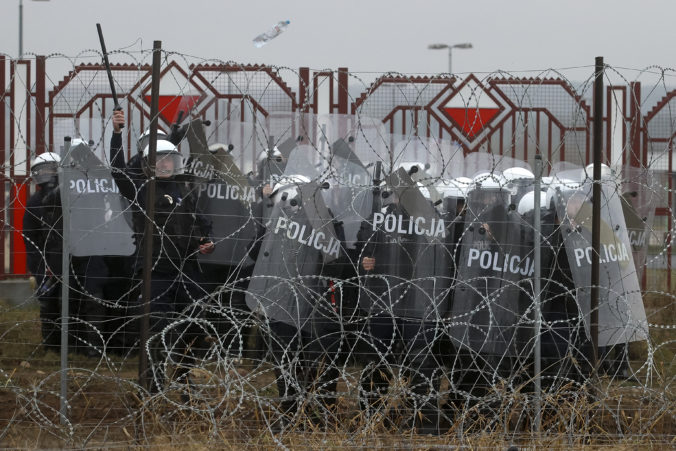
[19,0,50,58]
[19,0,22,57]
[428,42,473,74]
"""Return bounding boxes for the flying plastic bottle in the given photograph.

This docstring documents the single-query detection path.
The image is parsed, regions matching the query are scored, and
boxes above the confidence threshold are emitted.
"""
[253,20,291,48]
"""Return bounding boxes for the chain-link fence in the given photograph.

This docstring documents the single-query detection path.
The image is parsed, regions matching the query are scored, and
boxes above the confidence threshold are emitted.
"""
[1,50,674,448]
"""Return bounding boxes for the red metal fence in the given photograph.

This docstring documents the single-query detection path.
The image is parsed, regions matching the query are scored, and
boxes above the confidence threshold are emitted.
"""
[2,57,673,289]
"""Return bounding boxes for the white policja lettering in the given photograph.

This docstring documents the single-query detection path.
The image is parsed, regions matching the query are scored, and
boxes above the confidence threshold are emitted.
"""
[274,215,340,258]
[372,212,445,238]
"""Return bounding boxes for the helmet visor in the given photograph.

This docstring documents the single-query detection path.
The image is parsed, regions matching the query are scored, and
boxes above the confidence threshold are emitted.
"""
[31,162,58,185]
[154,152,184,178]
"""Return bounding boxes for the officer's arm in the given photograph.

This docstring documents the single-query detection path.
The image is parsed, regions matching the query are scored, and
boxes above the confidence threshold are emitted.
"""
[197,220,215,254]
[110,110,126,168]
[356,218,377,256]
[187,194,215,254]
[356,218,378,271]
[191,196,213,242]
[109,113,137,202]
[196,209,213,241]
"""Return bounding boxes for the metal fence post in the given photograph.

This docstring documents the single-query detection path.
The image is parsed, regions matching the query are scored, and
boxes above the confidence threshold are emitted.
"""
[59,136,71,425]
[139,40,162,392]
[533,153,543,432]
[591,56,605,372]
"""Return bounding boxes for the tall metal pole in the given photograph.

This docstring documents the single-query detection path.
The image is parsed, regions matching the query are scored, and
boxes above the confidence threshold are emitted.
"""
[139,40,161,392]
[448,47,452,74]
[58,136,71,425]
[19,0,23,58]
[533,154,543,432]
[590,56,604,372]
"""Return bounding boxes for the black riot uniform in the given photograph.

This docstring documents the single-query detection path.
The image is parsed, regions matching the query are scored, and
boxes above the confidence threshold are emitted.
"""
[23,175,63,351]
[538,199,590,381]
[184,131,260,362]
[543,168,647,381]
[446,176,528,412]
[356,168,449,435]
[109,130,213,392]
[61,139,142,358]
[24,152,111,357]
[245,146,348,430]
[103,141,150,355]
[193,191,257,361]
[24,192,111,357]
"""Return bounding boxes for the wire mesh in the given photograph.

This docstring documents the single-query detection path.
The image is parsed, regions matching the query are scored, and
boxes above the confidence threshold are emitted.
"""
[0,50,674,448]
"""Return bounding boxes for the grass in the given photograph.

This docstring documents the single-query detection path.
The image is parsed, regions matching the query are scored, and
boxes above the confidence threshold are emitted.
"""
[0,275,674,449]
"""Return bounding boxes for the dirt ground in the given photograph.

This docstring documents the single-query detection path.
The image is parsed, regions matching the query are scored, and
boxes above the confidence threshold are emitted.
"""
[0,295,674,448]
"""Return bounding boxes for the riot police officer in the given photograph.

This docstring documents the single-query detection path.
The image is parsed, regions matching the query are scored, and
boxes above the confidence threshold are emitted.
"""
[109,110,215,393]
[245,145,347,431]
[357,166,449,435]
[103,129,171,356]
[185,135,259,363]
[25,149,111,357]
[23,152,63,351]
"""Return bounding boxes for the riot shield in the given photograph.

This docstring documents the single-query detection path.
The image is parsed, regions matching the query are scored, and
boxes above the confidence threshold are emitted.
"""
[315,113,390,166]
[321,138,373,250]
[267,112,318,149]
[204,118,268,175]
[449,177,529,358]
[387,168,440,237]
[256,136,299,188]
[61,140,135,257]
[436,178,472,276]
[619,166,657,279]
[185,120,258,266]
[505,173,547,363]
[404,188,453,322]
[551,169,648,346]
[253,135,301,223]
[391,137,462,207]
[351,115,391,170]
[392,137,464,181]
[359,167,451,320]
[245,146,341,330]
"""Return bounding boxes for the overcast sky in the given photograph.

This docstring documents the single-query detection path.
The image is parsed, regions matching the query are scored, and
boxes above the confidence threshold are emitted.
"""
[1,0,675,87]
[2,0,675,73]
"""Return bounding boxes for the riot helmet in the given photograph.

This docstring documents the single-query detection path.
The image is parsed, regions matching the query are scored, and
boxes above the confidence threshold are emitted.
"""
[142,140,184,179]
[256,146,285,183]
[208,143,234,154]
[502,166,534,182]
[417,183,432,200]
[399,161,428,177]
[583,163,613,181]
[70,137,88,148]
[31,152,61,186]
[472,171,504,190]
[270,174,311,201]
[541,176,553,189]
[137,129,169,155]
[545,178,579,214]
[436,177,472,199]
[517,190,548,215]
[258,146,283,164]
[437,177,472,218]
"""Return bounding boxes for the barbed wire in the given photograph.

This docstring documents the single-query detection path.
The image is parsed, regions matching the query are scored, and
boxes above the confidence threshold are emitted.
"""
[0,50,674,449]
